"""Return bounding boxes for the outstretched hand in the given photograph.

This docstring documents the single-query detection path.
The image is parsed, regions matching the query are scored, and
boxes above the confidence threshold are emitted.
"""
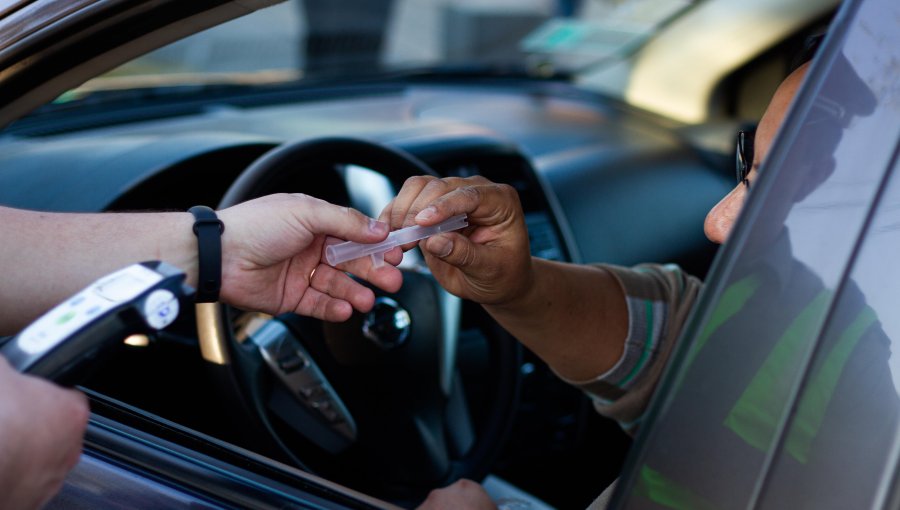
[380,176,533,307]
[217,193,402,321]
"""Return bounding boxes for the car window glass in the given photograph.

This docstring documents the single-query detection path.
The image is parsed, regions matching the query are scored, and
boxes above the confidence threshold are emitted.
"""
[784,12,900,288]
[756,140,900,510]
[613,0,900,506]
[71,0,693,96]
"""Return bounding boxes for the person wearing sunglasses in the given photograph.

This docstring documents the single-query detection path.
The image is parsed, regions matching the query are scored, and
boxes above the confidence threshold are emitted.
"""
[396,31,890,509]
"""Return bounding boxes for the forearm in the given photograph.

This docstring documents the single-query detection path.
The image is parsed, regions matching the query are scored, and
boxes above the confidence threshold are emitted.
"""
[484,257,628,382]
[0,207,197,334]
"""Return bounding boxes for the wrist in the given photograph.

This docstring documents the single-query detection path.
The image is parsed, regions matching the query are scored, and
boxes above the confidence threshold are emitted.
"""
[187,206,224,302]
[172,212,201,288]
[485,256,542,314]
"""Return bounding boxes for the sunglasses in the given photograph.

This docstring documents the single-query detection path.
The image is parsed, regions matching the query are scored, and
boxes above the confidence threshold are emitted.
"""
[736,128,756,189]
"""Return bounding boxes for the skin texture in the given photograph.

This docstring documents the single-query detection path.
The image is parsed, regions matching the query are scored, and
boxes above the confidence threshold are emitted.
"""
[411,65,810,509]
[0,193,402,333]
[416,479,498,510]
[217,194,403,319]
[380,177,629,384]
[704,62,810,244]
[0,357,89,510]
[0,192,402,507]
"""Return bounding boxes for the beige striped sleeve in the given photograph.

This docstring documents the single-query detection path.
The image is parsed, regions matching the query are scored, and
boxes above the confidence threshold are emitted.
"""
[560,263,702,433]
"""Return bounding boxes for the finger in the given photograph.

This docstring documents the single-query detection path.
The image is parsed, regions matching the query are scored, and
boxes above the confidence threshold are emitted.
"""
[422,232,480,269]
[309,264,378,312]
[308,262,403,313]
[383,246,403,266]
[402,176,492,227]
[368,264,404,293]
[387,176,436,229]
[384,177,437,251]
[333,250,404,294]
[295,286,356,322]
[377,198,395,223]
[402,178,457,228]
[415,182,518,227]
[292,194,389,244]
[392,177,487,251]
[396,182,451,251]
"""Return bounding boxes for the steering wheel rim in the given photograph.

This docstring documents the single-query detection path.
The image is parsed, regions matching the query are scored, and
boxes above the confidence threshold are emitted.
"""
[200,136,522,502]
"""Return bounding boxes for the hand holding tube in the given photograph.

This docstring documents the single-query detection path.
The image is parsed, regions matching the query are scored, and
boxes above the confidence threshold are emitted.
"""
[326,214,468,267]
[379,176,534,307]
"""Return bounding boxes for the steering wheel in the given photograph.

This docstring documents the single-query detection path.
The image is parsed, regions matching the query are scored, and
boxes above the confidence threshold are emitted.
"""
[196,137,522,503]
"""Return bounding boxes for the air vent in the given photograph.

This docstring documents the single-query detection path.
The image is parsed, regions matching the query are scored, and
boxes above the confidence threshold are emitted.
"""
[525,212,563,261]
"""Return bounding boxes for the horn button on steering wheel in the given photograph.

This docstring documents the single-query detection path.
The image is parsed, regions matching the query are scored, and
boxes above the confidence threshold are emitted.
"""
[362,297,411,350]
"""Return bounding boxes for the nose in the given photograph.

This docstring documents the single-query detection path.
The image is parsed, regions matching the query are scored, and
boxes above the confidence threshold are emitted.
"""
[704,185,746,244]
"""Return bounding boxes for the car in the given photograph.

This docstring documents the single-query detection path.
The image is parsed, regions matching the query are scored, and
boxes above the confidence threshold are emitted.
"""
[0,0,894,508]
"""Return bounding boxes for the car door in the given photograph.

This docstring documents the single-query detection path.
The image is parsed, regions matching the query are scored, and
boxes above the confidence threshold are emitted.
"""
[47,391,400,509]
[610,0,900,506]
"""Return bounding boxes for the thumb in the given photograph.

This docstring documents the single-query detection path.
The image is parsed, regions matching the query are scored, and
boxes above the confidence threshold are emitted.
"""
[297,195,389,244]
[421,232,478,269]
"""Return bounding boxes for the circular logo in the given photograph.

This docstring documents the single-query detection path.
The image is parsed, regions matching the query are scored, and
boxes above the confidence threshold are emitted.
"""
[362,297,411,350]
[142,289,179,330]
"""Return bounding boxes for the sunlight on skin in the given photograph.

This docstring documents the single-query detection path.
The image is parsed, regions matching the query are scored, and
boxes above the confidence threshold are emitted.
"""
[703,62,810,244]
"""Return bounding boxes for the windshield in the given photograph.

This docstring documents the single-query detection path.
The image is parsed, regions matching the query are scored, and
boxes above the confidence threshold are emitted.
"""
[71,0,692,96]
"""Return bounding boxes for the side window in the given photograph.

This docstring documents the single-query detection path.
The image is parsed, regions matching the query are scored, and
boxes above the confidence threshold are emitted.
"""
[755,145,900,509]
[614,0,900,507]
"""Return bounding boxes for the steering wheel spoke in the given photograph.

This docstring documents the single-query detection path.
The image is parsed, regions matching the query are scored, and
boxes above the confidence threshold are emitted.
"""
[437,288,462,397]
[250,318,357,453]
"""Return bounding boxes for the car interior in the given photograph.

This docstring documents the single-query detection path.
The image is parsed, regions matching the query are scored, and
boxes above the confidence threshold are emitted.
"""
[0,0,842,508]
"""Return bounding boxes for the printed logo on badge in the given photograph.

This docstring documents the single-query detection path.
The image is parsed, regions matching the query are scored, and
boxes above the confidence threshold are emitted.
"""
[143,290,179,330]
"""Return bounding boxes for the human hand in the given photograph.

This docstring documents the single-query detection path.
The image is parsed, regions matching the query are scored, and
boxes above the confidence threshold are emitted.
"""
[417,479,498,510]
[0,357,89,509]
[380,176,533,306]
[217,193,403,321]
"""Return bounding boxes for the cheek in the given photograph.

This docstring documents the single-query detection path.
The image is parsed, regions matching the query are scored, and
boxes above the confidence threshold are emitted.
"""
[704,186,747,244]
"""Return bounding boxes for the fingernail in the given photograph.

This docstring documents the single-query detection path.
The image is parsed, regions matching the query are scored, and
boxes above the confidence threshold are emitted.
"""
[429,236,453,258]
[369,219,388,235]
[416,207,436,222]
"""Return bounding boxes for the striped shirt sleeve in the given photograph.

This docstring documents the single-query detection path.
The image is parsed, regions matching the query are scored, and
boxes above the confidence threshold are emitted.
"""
[561,263,703,433]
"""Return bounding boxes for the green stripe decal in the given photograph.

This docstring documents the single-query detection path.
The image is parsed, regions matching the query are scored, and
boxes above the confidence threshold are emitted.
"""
[635,465,718,510]
[785,306,877,463]
[630,280,878,506]
[723,290,831,454]
[683,275,760,370]
[617,299,655,387]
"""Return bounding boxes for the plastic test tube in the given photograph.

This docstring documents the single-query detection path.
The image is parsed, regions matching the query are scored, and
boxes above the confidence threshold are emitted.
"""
[325,214,469,267]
